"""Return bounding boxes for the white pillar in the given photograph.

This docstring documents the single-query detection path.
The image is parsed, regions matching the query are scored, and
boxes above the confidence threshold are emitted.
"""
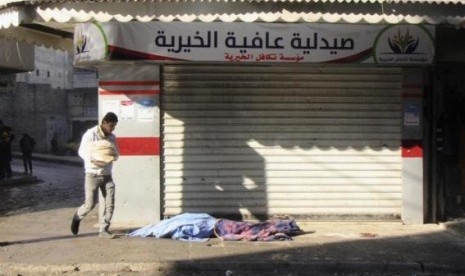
[98,64,161,228]
[401,68,425,224]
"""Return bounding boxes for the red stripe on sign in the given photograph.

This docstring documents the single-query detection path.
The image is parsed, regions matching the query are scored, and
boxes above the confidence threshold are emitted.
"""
[99,89,160,95]
[402,84,423,89]
[402,140,423,158]
[108,45,186,61]
[99,81,160,86]
[117,137,160,156]
[402,93,424,98]
[402,88,423,98]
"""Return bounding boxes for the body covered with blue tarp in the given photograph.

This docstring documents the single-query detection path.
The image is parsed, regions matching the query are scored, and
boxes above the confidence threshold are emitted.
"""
[128,213,301,242]
[128,213,216,241]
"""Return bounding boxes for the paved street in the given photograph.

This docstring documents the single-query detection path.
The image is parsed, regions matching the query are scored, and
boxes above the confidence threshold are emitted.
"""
[0,159,83,217]
[1,157,465,276]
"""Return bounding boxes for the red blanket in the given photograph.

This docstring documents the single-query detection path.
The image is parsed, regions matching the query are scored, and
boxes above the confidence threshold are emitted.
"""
[214,219,301,241]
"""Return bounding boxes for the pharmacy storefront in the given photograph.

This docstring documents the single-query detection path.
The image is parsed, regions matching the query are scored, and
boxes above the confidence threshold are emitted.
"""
[74,22,434,226]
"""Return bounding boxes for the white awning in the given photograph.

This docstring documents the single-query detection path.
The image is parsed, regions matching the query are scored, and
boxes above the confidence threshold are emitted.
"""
[0,6,22,28]
[0,4,71,50]
[2,0,465,4]
[0,1,464,26]
[1,0,465,50]
[0,26,72,49]
[33,2,465,25]
[0,0,25,7]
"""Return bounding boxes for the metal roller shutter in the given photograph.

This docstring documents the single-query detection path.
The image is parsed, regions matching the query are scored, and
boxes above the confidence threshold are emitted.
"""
[161,64,402,220]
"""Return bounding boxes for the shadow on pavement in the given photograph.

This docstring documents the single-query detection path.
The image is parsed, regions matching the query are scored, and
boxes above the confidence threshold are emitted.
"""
[0,233,97,247]
[0,173,40,187]
[156,230,465,275]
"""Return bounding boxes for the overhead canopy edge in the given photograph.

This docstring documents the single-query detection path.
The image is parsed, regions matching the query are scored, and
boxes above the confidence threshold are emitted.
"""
[0,26,73,50]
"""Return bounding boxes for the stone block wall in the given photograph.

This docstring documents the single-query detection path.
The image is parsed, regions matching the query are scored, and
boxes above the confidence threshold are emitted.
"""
[0,82,69,153]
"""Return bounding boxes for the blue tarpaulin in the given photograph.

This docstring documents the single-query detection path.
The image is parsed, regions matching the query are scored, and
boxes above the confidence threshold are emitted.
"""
[127,213,216,241]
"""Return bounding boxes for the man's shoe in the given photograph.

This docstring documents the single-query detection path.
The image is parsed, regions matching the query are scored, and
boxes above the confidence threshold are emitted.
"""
[71,214,80,235]
[99,230,116,239]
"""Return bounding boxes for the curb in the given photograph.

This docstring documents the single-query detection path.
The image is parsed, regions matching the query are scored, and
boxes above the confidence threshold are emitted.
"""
[440,219,465,238]
[12,152,82,167]
[31,155,83,167]
[1,260,464,276]
[0,174,38,186]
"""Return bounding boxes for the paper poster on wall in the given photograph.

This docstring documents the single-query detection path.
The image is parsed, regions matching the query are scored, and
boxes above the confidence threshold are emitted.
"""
[404,103,420,126]
[102,100,120,117]
[138,99,155,122]
[120,100,135,120]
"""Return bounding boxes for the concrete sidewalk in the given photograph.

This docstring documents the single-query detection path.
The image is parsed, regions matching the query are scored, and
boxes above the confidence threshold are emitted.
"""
[1,153,465,275]
[11,151,83,167]
[1,213,465,276]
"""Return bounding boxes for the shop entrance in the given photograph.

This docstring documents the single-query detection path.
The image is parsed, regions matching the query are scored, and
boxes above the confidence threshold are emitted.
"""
[430,65,465,221]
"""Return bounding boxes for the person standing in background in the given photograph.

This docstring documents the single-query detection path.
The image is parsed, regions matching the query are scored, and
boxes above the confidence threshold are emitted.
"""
[19,133,36,175]
[0,127,10,180]
[0,125,14,179]
[50,132,58,155]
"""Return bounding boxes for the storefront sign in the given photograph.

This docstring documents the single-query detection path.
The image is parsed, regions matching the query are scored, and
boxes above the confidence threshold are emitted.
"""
[74,22,435,65]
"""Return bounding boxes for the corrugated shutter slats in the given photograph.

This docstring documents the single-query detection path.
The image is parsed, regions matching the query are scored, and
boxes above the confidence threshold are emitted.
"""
[162,64,402,220]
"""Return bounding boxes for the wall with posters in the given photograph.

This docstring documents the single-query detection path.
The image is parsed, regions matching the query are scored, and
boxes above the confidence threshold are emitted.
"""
[98,64,161,227]
[401,68,426,224]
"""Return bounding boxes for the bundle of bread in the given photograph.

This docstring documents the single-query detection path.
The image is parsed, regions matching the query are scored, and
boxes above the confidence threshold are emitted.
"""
[90,139,118,168]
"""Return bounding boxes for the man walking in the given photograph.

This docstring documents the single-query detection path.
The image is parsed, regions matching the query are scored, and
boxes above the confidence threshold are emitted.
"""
[71,112,119,239]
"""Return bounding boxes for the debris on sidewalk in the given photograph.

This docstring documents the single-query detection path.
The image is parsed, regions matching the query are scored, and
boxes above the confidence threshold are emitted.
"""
[358,232,379,238]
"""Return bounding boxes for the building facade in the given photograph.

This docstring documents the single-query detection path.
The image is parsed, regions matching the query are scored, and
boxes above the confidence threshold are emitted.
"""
[74,22,431,226]
[1,0,465,226]
[0,45,98,153]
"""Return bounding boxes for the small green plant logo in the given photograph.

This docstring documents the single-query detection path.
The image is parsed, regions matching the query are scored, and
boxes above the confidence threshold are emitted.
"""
[388,28,419,54]
[75,29,90,54]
